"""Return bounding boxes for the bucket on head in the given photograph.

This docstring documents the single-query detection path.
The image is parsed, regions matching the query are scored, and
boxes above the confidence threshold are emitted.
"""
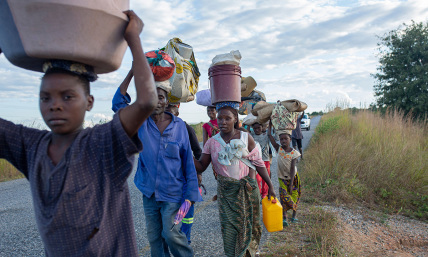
[209,64,241,104]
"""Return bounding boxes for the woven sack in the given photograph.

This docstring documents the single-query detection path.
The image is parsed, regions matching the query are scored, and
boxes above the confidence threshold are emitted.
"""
[251,101,269,116]
[281,99,308,112]
[256,104,274,124]
[271,102,298,130]
[164,38,200,102]
[242,113,258,126]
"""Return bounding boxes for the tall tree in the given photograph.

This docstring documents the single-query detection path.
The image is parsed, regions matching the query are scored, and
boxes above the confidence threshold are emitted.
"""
[373,21,428,119]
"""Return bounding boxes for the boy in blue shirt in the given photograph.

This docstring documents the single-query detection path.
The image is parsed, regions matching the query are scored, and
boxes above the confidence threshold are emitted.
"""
[113,69,199,256]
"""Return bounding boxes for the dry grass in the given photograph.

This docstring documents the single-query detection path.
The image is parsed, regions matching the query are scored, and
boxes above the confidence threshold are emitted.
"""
[190,122,204,142]
[262,107,427,256]
[0,159,23,182]
[261,203,342,257]
[301,108,428,220]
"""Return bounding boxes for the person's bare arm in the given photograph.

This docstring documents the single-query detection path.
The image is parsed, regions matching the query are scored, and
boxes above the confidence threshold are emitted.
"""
[118,11,157,137]
[248,134,276,199]
[119,68,134,96]
[288,159,297,193]
[268,120,279,152]
[194,153,211,173]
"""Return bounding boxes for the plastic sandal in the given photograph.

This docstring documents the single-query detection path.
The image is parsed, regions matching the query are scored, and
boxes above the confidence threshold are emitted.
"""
[290,218,299,223]
[283,220,289,227]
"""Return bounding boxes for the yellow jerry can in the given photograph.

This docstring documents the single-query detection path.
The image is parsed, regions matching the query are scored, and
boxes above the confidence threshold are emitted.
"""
[262,196,283,232]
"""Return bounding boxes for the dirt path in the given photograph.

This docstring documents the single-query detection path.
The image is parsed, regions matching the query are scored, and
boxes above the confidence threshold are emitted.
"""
[261,203,428,257]
[323,205,428,257]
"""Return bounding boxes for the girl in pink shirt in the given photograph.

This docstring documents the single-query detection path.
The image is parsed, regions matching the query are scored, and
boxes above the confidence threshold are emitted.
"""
[202,106,219,146]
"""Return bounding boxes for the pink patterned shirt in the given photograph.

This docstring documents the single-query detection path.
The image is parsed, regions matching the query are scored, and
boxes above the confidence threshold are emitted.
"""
[203,132,265,180]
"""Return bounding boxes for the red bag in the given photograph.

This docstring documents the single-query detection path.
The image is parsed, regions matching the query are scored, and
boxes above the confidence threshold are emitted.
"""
[145,50,175,81]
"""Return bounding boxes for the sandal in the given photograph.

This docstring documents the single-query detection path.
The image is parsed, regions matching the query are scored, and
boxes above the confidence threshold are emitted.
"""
[283,220,289,227]
[290,218,299,223]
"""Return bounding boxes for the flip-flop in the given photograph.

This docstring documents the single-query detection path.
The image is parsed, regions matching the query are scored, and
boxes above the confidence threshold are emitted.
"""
[283,220,289,227]
[199,184,207,195]
[290,217,299,223]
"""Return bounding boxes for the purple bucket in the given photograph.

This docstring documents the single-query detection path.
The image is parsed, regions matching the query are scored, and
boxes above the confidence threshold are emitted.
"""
[209,64,241,104]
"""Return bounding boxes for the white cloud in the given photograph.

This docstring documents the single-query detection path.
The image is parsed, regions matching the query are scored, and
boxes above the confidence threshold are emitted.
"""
[1,0,427,124]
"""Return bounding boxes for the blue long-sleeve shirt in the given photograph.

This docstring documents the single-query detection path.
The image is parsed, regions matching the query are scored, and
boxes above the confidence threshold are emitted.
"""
[112,88,200,203]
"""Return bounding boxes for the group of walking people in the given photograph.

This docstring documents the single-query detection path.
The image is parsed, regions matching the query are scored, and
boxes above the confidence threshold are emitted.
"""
[0,11,303,257]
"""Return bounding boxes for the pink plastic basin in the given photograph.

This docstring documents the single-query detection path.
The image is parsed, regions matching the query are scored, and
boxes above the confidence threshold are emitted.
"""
[0,0,129,74]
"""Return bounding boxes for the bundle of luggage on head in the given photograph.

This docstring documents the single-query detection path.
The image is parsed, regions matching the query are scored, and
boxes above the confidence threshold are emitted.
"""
[163,38,201,103]
[239,78,266,115]
[247,99,308,134]
[147,37,201,104]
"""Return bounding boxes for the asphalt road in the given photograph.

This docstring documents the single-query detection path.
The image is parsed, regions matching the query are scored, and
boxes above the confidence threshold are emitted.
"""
[0,116,321,257]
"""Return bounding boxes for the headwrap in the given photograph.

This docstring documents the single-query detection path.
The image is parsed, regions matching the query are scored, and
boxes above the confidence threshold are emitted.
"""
[155,80,172,94]
[42,60,98,82]
[215,101,240,111]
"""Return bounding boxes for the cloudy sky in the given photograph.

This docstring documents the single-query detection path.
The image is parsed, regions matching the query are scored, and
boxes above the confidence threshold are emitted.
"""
[1,0,427,127]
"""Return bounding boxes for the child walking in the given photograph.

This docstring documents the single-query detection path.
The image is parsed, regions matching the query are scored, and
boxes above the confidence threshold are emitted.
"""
[268,121,301,227]
[0,11,157,256]
[251,122,271,199]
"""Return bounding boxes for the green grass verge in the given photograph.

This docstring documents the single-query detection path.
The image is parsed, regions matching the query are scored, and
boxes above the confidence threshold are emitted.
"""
[301,109,428,220]
[0,159,23,182]
[261,203,342,256]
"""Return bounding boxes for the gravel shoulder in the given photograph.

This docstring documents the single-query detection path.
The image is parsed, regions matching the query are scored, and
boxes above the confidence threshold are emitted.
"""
[322,205,428,256]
